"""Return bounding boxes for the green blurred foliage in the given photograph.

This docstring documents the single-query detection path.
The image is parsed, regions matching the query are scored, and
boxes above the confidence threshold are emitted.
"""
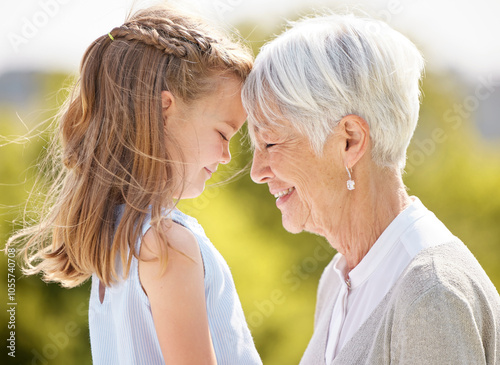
[1,21,500,365]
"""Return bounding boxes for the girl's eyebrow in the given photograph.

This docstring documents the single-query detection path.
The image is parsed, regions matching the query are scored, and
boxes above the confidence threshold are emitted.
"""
[225,120,239,132]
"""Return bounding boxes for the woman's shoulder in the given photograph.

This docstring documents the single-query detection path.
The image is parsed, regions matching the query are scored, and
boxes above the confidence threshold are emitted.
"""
[368,240,500,365]
[391,240,500,313]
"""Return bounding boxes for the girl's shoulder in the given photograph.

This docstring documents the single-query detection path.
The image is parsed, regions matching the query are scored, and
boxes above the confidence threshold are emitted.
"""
[140,217,201,263]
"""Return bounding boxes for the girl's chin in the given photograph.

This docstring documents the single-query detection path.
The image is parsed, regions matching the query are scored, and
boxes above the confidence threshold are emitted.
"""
[173,185,206,200]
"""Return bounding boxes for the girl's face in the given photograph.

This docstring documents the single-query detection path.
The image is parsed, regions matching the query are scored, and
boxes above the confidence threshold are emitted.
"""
[163,77,246,199]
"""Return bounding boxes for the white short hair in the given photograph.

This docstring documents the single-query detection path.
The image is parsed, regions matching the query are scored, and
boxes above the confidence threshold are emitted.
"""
[242,12,425,169]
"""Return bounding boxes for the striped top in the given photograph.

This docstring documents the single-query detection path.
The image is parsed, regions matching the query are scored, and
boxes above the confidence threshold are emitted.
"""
[88,207,262,364]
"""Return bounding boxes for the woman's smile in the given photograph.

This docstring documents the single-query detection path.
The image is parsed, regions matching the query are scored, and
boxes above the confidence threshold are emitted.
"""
[273,187,295,206]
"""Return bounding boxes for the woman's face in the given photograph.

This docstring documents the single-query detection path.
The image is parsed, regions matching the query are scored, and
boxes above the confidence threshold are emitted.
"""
[250,121,345,235]
[164,77,246,199]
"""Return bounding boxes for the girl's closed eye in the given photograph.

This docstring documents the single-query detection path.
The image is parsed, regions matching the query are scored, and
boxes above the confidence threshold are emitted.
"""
[219,131,229,141]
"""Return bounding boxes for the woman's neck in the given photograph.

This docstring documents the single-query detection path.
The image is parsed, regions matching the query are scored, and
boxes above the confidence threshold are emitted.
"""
[324,166,411,272]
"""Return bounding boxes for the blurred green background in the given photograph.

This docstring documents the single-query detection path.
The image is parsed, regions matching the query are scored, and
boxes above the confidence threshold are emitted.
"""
[1,2,500,365]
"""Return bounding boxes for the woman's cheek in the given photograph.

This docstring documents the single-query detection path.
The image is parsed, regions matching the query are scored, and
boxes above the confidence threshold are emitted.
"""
[270,150,295,179]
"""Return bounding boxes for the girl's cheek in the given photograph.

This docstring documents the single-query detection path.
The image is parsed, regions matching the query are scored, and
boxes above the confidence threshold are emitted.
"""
[202,140,222,161]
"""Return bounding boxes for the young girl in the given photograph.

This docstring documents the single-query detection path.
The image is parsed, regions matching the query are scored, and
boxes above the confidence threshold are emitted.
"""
[7,5,262,364]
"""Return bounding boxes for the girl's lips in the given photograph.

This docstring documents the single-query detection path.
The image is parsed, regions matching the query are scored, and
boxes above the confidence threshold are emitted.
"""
[204,167,213,177]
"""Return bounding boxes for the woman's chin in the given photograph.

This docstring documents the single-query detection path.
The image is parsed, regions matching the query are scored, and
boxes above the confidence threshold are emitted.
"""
[281,215,302,234]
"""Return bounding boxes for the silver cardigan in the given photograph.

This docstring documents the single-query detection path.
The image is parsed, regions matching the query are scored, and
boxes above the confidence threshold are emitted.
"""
[300,240,500,364]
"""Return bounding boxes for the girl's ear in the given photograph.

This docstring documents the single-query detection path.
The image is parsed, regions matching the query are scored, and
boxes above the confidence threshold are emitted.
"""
[338,114,370,168]
[161,90,174,109]
[161,91,176,125]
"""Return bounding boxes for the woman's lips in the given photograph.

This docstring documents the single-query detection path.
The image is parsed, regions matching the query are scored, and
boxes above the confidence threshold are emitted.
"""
[275,187,295,206]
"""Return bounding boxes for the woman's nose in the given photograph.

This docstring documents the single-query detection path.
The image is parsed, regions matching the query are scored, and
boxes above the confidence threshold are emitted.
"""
[250,148,273,184]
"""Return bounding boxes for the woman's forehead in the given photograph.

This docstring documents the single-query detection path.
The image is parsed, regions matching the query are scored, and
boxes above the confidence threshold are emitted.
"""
[250,122,280,136]
[250,119,297,142]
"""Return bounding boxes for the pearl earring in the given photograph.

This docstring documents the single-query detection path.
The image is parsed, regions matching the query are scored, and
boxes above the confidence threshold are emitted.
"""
[346,166,355,190]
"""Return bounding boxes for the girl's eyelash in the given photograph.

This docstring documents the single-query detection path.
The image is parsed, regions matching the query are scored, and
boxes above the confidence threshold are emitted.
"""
[219,132,228,141]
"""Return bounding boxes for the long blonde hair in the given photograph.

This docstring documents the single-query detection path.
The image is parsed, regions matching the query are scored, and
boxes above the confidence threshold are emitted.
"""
[6,5,253,288]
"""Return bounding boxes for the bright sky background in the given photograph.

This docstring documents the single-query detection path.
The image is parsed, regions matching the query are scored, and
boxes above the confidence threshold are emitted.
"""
[1,0,499,78]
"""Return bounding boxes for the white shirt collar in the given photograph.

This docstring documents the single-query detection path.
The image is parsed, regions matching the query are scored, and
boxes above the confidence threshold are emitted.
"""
[334,196,428,288]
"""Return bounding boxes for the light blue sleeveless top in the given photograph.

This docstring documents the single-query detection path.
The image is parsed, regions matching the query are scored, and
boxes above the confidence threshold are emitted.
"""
[88,208,262,365]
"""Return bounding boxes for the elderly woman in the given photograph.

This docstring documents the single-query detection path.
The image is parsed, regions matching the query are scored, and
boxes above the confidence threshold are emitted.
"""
[242,13,500,365]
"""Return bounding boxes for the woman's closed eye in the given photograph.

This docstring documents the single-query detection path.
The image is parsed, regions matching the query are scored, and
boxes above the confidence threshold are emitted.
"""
[265,143,276,149]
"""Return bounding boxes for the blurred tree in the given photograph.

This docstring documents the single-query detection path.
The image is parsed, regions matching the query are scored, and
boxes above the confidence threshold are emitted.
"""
[0,73,91,365]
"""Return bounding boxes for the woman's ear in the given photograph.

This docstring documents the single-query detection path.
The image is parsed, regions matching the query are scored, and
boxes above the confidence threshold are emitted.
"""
[338,114,370,168]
